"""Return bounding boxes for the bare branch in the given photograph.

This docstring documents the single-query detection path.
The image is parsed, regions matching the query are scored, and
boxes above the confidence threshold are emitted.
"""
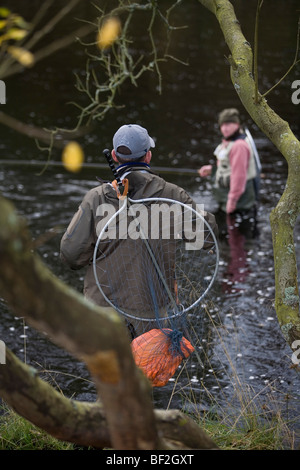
[262,16,300,98]
[254,0,264,103]
[0,348,218,449]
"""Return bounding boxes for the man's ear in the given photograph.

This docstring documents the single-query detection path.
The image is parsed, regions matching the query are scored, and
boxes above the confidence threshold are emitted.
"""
[144,150,152,164]
[111,149,118,162]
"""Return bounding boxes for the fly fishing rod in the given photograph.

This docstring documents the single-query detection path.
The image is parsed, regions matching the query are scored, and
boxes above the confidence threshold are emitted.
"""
[103,148,121,186]
[102,148,129,197]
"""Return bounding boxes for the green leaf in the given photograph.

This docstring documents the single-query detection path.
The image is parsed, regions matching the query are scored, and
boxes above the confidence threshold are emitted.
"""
[12,15,31,30]
[5,28,28,40]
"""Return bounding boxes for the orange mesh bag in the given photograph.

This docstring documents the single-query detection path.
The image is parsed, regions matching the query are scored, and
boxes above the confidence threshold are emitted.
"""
[131,328,194,387]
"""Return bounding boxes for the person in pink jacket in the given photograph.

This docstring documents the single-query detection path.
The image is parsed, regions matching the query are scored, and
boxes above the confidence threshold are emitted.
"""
[198,108,258,215]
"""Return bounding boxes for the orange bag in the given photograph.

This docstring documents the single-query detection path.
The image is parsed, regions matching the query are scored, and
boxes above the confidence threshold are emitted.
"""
[131,328,194,387]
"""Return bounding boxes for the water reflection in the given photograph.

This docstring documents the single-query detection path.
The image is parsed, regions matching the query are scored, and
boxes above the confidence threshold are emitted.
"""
[216,209,259,295]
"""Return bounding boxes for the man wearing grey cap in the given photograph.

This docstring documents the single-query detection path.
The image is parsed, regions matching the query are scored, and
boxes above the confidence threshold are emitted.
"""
[113,123,155,160]
[60,123,217,336]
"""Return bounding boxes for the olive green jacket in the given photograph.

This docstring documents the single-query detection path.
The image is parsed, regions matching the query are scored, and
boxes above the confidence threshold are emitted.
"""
[60,168,218,334]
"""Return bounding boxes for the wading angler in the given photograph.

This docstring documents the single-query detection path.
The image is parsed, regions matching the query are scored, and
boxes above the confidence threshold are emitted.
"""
[61,123,217,341]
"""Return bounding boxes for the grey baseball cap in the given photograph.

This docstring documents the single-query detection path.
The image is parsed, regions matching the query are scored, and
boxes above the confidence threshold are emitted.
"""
[113,124,155,160]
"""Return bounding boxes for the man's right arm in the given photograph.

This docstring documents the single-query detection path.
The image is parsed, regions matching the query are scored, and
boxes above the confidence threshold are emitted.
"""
[60,196,95,269]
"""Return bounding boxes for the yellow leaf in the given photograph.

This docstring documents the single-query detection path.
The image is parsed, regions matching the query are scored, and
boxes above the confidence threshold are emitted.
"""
[7,46,34,67]
[6,27,27,40]
[0,20,7,30]
[97,17,121,50]
[62,142,84,173]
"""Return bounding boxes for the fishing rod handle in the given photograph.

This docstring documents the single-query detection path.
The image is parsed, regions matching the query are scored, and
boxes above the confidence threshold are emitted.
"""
[102,148,122,187]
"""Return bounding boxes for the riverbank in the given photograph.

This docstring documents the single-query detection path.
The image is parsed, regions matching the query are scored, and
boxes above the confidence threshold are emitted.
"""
[0,396,297,451]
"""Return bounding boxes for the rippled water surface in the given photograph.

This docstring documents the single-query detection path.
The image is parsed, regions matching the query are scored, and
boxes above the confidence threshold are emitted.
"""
[0,0,299,442]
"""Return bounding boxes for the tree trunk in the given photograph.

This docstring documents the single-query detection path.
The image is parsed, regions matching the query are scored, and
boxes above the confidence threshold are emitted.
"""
[198,0,300,346]
[0,196,218,450]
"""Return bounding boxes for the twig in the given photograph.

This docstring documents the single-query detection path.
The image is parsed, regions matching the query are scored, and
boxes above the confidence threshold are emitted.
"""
[262,16,300,98]
[1,24,95,79]
[254,0,263,104]
[25,0,83,50]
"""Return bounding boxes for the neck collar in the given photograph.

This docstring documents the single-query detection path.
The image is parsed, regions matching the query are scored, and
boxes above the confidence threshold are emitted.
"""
[223,129,245,141]
[116,161,151,178]
[116,161,150,170]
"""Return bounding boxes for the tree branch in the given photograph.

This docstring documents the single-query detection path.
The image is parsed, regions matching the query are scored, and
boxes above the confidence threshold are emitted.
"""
[0,348,110,448]
[0,110,93,147]
[1,24,95,79]
[0,348,218,449]
[0,1,95,80]
[254,0,263,103]
[262,16,300,98]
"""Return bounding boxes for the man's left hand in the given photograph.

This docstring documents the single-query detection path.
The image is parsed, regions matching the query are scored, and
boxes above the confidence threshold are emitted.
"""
[226,197,237,214]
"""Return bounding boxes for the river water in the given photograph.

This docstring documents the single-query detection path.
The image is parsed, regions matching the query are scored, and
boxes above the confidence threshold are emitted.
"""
[0,0,299,442]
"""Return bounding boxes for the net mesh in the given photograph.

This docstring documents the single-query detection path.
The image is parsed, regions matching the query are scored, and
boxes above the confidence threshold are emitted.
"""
[93,196,218,388]
[131,328,194,387]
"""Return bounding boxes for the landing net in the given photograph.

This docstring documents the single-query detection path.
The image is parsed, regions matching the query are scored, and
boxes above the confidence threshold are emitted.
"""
[93,196,219,390]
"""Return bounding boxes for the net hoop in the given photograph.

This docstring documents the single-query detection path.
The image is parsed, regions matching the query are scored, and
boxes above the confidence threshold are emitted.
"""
[93,196,219,321]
